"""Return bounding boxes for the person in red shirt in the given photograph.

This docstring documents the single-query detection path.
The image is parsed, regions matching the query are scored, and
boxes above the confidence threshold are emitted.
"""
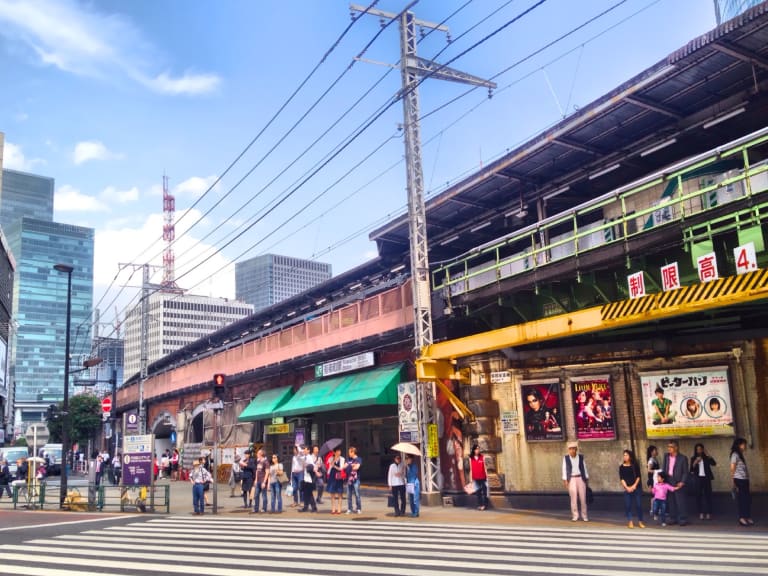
[469,444,488,510]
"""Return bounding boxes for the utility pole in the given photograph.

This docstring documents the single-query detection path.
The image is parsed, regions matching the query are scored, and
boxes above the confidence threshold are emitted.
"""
[119,262,163,435]
[351,4,495,498]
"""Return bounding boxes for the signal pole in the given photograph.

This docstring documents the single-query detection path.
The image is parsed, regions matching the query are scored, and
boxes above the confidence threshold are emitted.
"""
[351,4,495,497]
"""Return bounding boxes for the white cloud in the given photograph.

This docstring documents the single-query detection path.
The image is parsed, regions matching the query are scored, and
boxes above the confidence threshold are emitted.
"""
[2,141,45,171]
[0,0,221,95]
[101,185,139,204]
[142,71,221,96]
[93,213,236,317]
[73,140,121,165]
[174,175,218,197]
[54,184,109,212]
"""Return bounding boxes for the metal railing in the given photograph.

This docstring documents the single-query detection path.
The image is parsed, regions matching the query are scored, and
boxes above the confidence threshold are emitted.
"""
[433,127,768,296]
[0,482,170,513]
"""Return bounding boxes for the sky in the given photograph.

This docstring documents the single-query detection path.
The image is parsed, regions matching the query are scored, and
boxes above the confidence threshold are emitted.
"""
[0,0,718,336]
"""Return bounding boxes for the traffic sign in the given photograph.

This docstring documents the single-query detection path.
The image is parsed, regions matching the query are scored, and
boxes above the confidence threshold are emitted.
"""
[102,397,112,413]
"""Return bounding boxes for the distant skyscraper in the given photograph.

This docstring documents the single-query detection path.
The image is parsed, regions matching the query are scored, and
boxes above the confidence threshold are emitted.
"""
[236,254,332,312]
[0,228,14,444]
[122,293,254,381]
[714,0,762,24]
[0,168,94,428]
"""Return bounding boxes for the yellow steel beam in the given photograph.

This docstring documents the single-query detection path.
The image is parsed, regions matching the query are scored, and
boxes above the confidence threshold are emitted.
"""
[419,269,768,373]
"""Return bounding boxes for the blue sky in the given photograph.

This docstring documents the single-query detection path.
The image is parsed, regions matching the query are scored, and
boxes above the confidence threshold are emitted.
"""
[0,0,717,330]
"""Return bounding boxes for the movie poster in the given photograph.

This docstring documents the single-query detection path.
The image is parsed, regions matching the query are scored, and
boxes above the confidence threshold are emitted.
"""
[521,381,564,441]
[640,367,734,438]
[571,376,616,440]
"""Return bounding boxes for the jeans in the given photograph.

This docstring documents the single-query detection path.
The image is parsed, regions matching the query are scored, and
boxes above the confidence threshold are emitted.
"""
[391,484,406,516]
[652,498,668,521]
[408,479,420,516]
[347,478,361,512]
[0,483,12,498]
[301,482,317,511]
[475,479,488,508]
[192,483,205,514]
[623,489,644,521]
[291,472,303,504]
[253,480,268,512]
[271,481,283,512]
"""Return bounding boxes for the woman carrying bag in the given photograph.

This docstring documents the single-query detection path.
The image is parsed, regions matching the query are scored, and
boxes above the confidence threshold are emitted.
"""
[469,444,489,511]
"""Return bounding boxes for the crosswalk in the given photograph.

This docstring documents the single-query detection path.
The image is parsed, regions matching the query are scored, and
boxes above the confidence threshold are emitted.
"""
[1,516,767,575]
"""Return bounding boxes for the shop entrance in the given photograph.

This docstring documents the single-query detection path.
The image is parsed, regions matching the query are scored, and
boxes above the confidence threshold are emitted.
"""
[324,416,398,483]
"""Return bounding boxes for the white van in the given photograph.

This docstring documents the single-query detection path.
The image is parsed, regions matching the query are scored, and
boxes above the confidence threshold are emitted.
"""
[2,446,30,475]
[40,443,63,476]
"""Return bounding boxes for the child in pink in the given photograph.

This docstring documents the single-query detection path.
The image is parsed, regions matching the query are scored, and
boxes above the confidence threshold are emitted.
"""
[651,471,677,526]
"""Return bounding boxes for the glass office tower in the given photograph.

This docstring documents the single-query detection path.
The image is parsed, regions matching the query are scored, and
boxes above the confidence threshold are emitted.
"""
[7,218,94,423]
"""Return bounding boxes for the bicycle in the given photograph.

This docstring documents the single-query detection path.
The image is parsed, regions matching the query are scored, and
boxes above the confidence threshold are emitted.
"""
[120,485,148,512]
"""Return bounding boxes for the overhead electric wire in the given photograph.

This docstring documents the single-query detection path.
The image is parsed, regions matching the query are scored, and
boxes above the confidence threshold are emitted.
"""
[171,0,477,275]
[96,0,644,349]
[75,1,382,350]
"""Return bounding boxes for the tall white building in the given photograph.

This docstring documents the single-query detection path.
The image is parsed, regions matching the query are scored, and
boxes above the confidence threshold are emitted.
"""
[123,292,253,382]
[236,254,332,312]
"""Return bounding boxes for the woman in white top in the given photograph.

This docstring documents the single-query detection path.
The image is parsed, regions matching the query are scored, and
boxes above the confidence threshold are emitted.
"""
[387,454,406,517]
[730,437,753,526]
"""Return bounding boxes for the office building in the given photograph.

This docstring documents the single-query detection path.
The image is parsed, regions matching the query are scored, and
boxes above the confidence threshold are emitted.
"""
[236,254,332,312]
[0,167,94,429]
[123,292,253,381]
[89,336,124,398]
[0,228,14,445]
[714,0,763,23]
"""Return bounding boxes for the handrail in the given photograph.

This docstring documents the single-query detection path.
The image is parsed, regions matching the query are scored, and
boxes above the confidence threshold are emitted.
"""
[433,127,768,295]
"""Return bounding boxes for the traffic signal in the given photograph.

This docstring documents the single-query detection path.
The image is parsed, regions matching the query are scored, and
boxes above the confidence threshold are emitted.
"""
[213,373,226,391]
[46,404,58,421]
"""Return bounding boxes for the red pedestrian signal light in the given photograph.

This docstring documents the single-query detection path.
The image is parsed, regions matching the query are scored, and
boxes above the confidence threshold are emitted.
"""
[213,373,226,389]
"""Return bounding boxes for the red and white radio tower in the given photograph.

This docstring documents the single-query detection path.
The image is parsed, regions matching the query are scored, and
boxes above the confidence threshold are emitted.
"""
[161,174,180,291]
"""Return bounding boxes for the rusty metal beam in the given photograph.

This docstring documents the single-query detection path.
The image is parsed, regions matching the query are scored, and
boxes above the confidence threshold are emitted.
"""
[712,40,768,70]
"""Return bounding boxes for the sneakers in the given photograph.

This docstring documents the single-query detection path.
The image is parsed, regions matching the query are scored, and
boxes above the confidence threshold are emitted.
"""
[700,513,705,520]
[628,521,634,528]
[356,509,361,514]
[582,518,589,522]
[572,517,579,522]
[345,509,352,515]
[638,521,645,528]
[653,515,658,521]
[661,522,667,527]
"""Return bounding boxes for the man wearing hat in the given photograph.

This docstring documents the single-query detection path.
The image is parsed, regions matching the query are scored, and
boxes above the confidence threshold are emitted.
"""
[562,441,589,522]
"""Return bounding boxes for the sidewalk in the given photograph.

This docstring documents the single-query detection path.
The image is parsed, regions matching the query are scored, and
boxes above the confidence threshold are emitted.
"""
[162,479,765,532]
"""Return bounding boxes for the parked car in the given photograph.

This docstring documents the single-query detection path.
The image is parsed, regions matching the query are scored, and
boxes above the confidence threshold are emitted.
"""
[1,447,31,476]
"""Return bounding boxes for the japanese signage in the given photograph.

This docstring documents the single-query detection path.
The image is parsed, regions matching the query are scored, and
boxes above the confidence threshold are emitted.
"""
[122,434,154,486]
[521,381,564,442]
[734,242,757,275]
[627,271,645,299]
[427,423,439,458]
[490,371,511,383]
[315,351,374,378]
[124,410,139,433]
[640,367,734,438]
[398,381,419,443]
[500,410,519,434]
[571,376,616,441]
[265,423,293,435]
[661,262,681,291]
[696,252,719,283]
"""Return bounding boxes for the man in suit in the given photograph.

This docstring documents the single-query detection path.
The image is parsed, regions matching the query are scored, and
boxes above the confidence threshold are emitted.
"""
[663,439,689,525]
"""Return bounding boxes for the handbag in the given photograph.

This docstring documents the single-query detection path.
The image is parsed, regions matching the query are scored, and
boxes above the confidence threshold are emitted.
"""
[586,484,594,504]
[204,481,211,492]
[276,470,289,484]
[463,481,476,495]
[406,482,415,495]
[285,484,294,497]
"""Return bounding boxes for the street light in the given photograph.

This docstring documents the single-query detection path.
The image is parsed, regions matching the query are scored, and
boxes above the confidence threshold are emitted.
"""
[54,263,73,509]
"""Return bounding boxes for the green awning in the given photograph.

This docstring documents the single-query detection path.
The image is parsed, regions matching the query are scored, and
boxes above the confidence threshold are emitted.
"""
[273,363,403,418]
[238,385,295,422]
